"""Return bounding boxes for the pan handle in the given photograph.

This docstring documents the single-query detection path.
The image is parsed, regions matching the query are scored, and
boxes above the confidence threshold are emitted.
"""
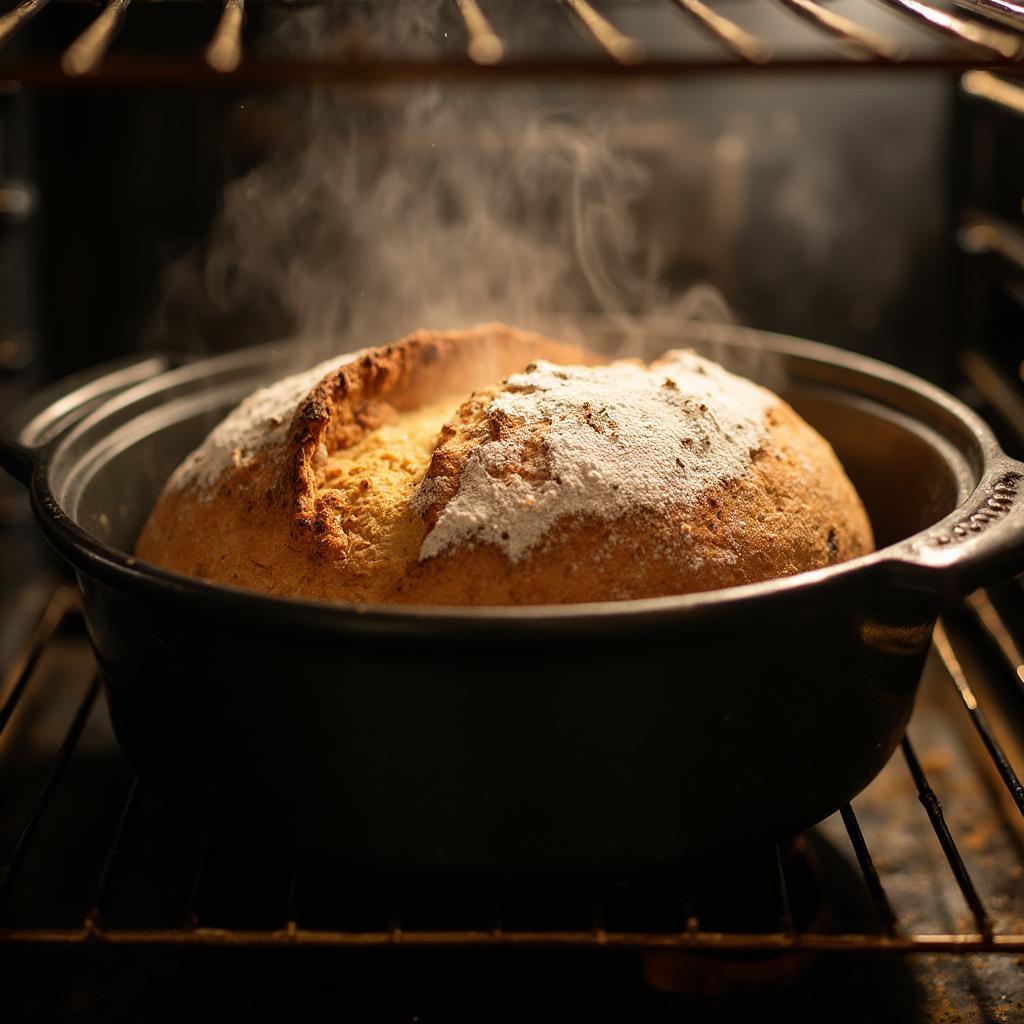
[884,455,1024,597]
[0,353,179,486]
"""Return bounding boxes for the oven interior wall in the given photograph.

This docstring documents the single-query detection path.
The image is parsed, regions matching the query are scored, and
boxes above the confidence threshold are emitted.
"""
[21,74,953,383]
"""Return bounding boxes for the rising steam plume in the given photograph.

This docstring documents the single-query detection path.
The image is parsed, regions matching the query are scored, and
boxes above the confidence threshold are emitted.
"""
[147,1,727,360]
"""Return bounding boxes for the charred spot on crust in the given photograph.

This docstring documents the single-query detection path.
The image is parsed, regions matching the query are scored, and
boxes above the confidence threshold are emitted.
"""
[827,527,839,563]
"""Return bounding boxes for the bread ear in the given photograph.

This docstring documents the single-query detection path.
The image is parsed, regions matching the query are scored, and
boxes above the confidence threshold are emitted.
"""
[285,350,400,528]
[282,324,602,530]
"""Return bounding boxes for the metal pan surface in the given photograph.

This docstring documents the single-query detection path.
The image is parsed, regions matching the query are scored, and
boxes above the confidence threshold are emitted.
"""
[3,324,1023,874]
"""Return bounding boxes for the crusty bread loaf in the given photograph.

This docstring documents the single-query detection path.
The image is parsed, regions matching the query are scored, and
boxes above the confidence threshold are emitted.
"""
[136,322,873,605]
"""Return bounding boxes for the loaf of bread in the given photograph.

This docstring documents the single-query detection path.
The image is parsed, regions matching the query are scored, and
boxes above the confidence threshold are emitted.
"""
[136,322,873,605]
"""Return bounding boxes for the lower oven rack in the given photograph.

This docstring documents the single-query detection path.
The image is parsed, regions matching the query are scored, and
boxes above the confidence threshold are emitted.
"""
[1,584,1023,956]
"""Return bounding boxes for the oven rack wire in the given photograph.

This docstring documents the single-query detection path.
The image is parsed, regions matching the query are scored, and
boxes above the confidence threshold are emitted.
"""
[1,583,1023,955]
[0,0,1020,86]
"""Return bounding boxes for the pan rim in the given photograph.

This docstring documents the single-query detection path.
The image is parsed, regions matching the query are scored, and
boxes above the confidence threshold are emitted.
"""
[30,325,1009,627]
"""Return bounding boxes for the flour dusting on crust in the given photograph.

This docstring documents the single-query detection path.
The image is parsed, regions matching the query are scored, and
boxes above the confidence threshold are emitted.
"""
[168,349,368,494]
[414,350,777,563]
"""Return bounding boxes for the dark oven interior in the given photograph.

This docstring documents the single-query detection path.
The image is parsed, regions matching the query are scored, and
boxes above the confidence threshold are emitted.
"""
[3,1,1024,1021]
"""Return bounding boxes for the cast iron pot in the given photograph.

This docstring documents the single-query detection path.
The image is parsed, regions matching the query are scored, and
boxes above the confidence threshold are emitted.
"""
[2,325,1023,875]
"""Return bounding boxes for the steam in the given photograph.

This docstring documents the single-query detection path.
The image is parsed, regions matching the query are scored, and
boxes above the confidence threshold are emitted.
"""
[147,2,725,361]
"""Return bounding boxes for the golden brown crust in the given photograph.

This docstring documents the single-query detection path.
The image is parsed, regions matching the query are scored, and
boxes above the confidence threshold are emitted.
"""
[393,401,872,604]
[136,324,874,606]
[285,324,597,529]
[137,324,599,602]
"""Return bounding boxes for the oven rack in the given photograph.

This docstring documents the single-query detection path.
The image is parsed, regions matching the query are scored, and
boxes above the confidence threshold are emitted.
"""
[0,0,1021,86]
[1,584,1023,956]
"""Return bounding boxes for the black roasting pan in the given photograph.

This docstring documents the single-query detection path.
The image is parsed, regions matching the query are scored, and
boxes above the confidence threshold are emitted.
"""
[2,324,1023,875]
